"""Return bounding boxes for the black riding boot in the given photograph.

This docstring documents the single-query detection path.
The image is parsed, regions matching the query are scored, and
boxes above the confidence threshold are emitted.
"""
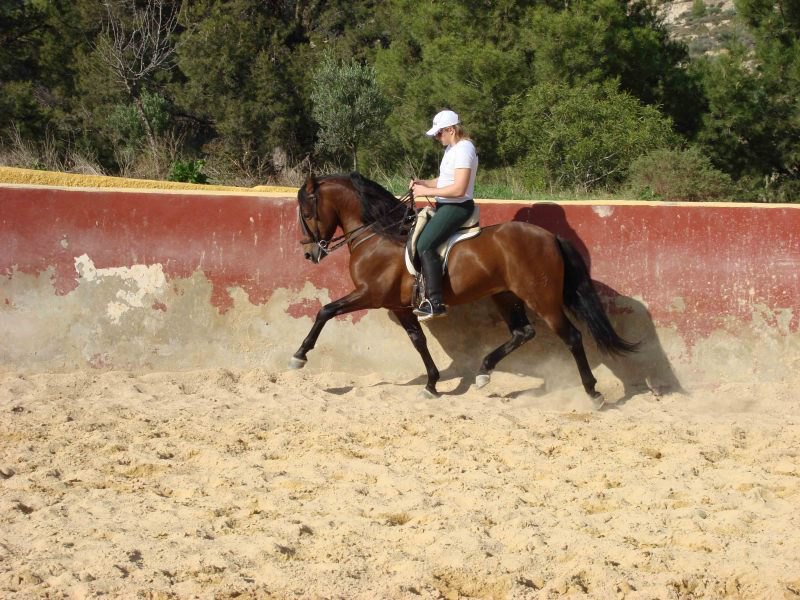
[414,249,447,321]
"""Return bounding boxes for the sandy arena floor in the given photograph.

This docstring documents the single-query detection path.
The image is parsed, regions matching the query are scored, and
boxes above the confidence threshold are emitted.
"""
[1,368,799,599]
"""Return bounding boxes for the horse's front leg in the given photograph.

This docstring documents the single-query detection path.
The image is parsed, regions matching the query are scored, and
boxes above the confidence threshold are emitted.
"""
[392,309,440,398]
[289,289,369,368]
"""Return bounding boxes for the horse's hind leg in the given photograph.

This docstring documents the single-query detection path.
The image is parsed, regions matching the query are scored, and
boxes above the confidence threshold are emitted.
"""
[393,309,440,398]
[476,292,536,389]
[544,310,604,408]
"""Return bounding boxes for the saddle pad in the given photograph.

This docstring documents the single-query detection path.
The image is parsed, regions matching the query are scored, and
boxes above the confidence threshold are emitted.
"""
[405,205,481,276]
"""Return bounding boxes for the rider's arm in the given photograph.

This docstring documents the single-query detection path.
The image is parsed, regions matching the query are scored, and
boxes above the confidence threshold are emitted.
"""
[412,168,470,198]
[410,177,438,188]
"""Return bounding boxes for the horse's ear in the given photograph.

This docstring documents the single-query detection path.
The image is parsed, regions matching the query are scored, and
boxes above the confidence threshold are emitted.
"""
[303,174,317,197]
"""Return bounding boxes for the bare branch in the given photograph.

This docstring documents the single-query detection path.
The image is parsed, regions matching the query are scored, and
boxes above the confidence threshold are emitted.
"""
[94,0,182,175]
[95,0,181,93]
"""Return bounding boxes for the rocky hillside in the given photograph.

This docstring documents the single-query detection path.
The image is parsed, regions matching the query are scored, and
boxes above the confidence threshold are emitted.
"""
[657,0,746,57]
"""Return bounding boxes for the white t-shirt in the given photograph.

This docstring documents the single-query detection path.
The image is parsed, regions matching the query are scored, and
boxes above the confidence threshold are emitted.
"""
[436,139,478,203]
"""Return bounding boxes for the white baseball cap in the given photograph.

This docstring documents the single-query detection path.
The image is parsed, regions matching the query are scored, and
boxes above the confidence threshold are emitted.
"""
[426,110,460,137]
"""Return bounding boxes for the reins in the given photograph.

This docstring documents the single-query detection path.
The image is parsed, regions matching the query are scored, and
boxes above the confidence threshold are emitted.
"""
[299,187,418,257]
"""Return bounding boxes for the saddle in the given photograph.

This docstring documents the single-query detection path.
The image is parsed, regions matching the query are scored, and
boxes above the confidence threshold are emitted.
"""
[404,204,481,277]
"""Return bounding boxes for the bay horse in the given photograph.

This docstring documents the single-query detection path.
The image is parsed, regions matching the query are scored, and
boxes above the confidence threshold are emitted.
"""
[290,172,637,407]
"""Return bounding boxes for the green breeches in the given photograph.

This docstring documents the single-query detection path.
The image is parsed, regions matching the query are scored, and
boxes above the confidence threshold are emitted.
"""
[415,200,475,254]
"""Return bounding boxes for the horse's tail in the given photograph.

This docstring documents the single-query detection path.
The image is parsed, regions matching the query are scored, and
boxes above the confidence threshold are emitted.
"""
[556,236,639,355]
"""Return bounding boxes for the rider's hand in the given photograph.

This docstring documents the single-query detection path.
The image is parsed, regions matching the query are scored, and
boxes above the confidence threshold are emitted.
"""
[411,182,427,197]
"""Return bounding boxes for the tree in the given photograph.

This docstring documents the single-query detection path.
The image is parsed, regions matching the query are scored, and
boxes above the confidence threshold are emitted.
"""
[95,0,181,171]
[520,0,704,136]
[310,53,389,171]
[372,0,701,177]
[694,44,782,179]
[0,1,46,137]
[692,0,800,199]
[372,0,533,173]
[500,82,677,192]
[4,0,794,196]
[174,0,313,183]
[736,0,800,38]
[0,0,94,142]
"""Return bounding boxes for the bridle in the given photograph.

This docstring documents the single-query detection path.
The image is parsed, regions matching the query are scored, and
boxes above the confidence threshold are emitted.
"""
[298,190,375,257]
[298,187,416,257]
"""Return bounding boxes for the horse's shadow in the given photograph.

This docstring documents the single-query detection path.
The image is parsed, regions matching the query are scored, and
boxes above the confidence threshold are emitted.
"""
[403,203,683,402]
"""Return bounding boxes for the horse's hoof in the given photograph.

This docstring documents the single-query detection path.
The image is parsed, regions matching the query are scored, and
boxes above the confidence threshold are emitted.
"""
[475,373,491,389]
[419,387,440,400]
[288,356,307,370]
[591,393,606,410]
[645,377,664,398]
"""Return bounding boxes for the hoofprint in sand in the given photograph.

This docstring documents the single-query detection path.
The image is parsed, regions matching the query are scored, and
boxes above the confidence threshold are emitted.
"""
[1,368,798,599]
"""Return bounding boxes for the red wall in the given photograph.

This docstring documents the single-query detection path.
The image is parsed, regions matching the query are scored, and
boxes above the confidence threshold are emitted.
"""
[2,185,799,349]
[479,202,800,346]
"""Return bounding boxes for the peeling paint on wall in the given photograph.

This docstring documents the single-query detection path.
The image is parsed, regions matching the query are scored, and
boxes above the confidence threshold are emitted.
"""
[592,205,615,218]
[74,254,167,323]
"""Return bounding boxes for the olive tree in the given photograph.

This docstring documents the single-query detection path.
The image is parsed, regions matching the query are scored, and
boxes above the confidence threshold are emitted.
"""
[311,53,389,171]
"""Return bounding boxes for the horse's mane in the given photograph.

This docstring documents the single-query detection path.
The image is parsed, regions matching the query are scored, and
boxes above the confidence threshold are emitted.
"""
[348,172,414,242]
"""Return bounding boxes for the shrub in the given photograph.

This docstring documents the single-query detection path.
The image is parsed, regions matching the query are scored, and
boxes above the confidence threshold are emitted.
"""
[499,82,677,193]
[733,173,800,203]
[766,179,800,204]
[168,159,208,184]
[691,0,707,19]
[626,147,734,201]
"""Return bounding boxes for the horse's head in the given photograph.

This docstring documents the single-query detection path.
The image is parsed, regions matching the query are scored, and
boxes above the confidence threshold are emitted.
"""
[297,175,341,263]
[297,172,412,263]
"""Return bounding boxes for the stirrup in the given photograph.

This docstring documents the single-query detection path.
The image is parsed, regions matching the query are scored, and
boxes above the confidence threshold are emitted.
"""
[413,299,447,322]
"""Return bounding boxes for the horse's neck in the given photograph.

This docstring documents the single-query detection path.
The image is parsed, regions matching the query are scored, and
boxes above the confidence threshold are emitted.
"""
[341,213,365,235]
[335,195,366,235]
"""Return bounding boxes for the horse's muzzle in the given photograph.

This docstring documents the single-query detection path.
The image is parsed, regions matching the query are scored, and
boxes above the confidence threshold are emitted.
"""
[304,245,325,264]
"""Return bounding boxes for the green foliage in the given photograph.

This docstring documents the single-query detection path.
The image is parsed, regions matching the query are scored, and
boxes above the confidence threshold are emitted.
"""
[0,0,94,143]
[168,159,208,184]
[522,0,704,135]
[732,174,800,203]
[737,0,800,37]
[627,147,734,201]
[108,104,144,148]
[693,46,777,178]
[693,6,800,193]
[762,179,800,204]
[372,0,537,171]
[692,0,707,18]
[141,90,170,135]
[0,82,48,139]
[174,0,312,179]
[0,0,796,197]
[376,35,526,171]
[106,91,169,147]
[310,53,389,170]
[500,82,677,192]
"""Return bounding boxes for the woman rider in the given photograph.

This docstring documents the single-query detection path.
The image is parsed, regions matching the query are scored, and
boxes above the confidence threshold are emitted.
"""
[410,109,479,321]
